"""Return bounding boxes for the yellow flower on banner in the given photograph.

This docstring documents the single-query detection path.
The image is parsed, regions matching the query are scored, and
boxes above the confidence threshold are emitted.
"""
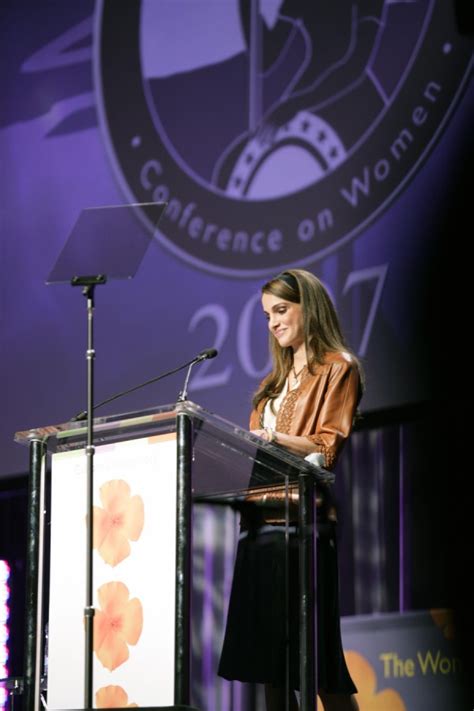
[94,581,143,671]
[317,651,406,710]
[93,479,144,566]
[95,685,138,708]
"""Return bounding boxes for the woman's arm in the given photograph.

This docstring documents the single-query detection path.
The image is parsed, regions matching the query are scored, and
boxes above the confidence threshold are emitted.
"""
[251,427,318,457]
[303,361,360,467]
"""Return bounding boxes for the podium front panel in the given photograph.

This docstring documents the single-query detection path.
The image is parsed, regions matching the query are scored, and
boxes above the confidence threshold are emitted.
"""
[48,433,177,709]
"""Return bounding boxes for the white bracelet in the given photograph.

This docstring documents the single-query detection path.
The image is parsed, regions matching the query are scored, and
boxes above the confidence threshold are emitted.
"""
[265,427,278,443]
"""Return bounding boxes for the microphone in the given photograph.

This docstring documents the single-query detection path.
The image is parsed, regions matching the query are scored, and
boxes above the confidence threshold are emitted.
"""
[177,348,218,402]
[195,348,218,362]
[71,348,219,421]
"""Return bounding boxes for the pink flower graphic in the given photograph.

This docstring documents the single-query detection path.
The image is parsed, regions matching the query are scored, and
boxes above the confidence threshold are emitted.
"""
[95,685,138,708]
[94,581,143,671]
[93,479,144,567]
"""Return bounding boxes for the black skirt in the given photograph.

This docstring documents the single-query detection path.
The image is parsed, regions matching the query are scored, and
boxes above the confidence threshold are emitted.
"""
[218,522,357,694]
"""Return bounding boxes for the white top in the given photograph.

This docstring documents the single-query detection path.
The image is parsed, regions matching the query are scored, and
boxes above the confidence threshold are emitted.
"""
[262,380,288,430]
[262,377,326,468]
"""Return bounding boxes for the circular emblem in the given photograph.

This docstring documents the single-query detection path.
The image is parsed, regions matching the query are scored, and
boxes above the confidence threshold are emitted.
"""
[95,0,472,277]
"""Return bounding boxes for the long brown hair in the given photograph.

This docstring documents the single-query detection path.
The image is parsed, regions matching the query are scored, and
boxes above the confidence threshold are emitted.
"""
[253,269,363,410]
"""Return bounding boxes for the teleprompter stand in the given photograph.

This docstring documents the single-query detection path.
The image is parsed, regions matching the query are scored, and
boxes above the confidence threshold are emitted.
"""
[72,275,105,711]
[44,203,166,710]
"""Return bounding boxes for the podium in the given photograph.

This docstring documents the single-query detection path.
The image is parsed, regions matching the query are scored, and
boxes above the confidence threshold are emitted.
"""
[15,401,333,711]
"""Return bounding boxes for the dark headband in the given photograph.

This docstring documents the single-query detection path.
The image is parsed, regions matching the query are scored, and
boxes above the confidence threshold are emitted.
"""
[276,271,299,292]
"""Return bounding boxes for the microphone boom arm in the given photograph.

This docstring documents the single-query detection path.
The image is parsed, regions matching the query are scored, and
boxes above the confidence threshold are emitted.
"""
[177,361,196,403]
[71,348,218,421]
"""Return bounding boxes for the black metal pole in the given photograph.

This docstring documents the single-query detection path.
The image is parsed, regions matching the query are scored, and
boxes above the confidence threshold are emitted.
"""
[23,438,46,711]
[298,472,317,710]
[83,284,96,709]
[174,412,193,705]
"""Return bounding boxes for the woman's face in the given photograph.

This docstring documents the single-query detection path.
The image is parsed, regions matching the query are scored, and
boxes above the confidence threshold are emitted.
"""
[262,291,304,351]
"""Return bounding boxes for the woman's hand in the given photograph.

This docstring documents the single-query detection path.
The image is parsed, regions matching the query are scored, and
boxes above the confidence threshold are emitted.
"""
[252,427,327,459]
[251,428,274,442]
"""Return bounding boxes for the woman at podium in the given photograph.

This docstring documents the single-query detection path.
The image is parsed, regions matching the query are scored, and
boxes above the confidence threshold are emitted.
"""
[218,269,363,711]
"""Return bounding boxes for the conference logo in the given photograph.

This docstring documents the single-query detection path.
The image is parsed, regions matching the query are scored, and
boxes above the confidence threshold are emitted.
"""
[95,0,472,277]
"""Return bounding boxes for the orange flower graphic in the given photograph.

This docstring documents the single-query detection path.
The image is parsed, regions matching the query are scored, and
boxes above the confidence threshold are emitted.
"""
[95,685,138,708]
[93,479,144,567]
[430,608,455,640]
[94,581,143,671]
[317,651,406,710]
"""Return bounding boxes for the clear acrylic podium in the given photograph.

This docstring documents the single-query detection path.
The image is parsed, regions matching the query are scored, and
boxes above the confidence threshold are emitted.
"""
[15,401,333,711]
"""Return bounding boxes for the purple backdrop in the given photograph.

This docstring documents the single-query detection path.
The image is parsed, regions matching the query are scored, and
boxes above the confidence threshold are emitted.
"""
[1,0,473,478]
